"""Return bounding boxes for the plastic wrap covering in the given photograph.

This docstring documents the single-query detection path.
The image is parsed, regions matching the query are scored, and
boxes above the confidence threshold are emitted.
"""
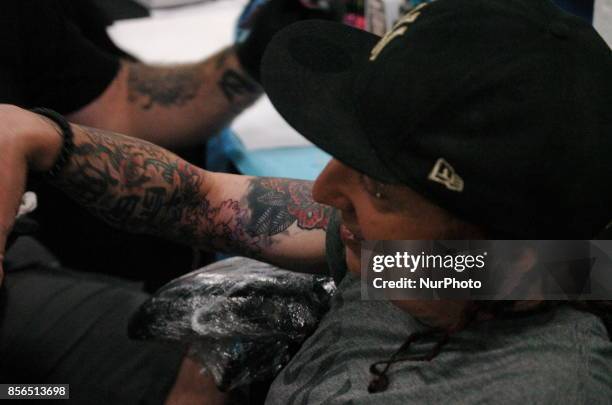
[129,257,336,390]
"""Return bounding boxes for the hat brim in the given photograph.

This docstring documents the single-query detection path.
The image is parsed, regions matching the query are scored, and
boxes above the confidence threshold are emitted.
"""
[261,20,400,184]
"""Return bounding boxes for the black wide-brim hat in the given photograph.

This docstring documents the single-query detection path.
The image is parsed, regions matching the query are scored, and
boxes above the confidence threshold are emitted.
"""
[261,0,612,239]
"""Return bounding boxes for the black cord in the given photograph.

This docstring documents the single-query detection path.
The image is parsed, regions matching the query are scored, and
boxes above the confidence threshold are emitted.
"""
[368,329,450,394]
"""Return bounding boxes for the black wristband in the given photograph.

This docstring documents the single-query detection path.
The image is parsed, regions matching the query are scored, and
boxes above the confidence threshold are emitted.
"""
[31,108,75,178]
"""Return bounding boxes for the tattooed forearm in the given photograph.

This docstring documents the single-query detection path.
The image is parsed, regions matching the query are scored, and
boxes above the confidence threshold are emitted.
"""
[127,64,201,110]
[52,126,262,256]
[49,126,330,259]
[245,178,334,237]
[54,126,204,237]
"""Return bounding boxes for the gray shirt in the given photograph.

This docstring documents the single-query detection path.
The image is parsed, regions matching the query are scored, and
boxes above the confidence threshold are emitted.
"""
[265,220,612,404]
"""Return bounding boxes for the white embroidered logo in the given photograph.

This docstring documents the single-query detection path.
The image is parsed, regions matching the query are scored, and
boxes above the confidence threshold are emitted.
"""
[369,2,432,61]
[428,158,464,192]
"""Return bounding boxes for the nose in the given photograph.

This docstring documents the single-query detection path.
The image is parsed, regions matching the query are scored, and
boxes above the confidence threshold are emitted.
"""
[312,159,356,213]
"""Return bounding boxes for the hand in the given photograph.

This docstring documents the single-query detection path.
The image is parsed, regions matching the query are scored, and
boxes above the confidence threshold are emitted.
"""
[235,0,345,81]
[0,105,62,285]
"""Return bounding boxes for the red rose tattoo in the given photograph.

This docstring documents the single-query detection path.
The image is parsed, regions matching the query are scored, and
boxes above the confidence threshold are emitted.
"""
[286,182,330,229]
[245,178,334,237]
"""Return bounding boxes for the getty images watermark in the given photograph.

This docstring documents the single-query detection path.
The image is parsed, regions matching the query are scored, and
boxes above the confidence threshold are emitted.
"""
[361,241,612,300]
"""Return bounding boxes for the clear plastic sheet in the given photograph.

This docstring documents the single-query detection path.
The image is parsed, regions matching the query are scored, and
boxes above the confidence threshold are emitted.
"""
[129,257,336,390]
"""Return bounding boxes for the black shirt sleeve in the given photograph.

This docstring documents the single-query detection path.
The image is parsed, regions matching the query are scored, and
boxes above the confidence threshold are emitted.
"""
[5,0,120,114]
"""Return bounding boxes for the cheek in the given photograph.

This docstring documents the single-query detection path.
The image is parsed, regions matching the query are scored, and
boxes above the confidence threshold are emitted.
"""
[360,211,439,240]
[359,212,405,240]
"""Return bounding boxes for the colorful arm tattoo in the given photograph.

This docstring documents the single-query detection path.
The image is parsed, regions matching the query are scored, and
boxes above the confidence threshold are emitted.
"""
[51,126,332,258]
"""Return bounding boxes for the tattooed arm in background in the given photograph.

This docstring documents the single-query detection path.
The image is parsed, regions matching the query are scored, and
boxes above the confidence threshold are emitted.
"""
[66,48,261,149]
[0,106,332,280]
[34,0,344,150]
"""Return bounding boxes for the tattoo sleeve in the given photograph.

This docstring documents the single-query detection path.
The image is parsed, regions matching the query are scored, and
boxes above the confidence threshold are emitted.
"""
[245,178,333,236]
[119,49,262,147]
[127,49,260,111]
[51,126,333,259]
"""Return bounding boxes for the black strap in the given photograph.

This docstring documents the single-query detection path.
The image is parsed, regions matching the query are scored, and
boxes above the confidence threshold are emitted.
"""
[30,108,75,178]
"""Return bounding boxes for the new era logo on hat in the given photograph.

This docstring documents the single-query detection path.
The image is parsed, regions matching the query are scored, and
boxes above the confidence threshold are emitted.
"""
[428,158,464,192]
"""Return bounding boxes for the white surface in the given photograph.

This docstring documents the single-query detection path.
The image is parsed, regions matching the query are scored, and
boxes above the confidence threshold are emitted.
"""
[594,0,612,48]
[134,0,208,9]
[17,192,38,218]
[108,0,241,63]
[107,0,312,150]
[232,98,311,149]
